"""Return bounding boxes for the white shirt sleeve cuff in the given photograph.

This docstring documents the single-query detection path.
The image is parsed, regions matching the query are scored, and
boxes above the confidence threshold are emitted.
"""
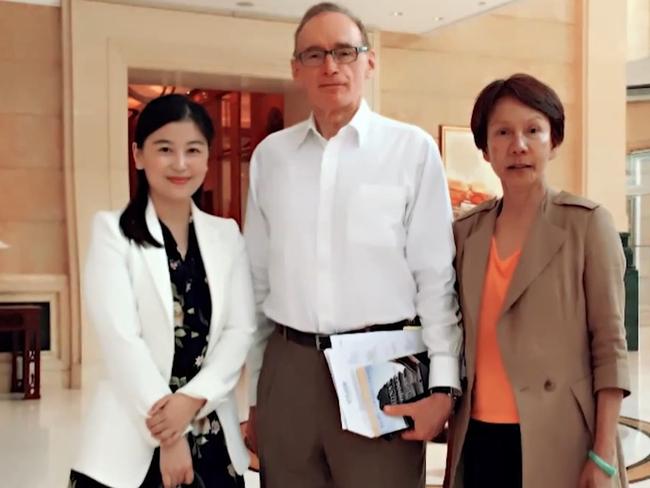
[428,354,461,392]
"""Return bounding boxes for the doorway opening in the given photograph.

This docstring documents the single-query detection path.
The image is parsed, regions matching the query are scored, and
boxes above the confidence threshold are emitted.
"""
[127,84,285,227]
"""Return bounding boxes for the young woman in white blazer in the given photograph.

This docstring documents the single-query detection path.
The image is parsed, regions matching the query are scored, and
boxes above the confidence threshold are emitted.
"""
[70,94,256,488]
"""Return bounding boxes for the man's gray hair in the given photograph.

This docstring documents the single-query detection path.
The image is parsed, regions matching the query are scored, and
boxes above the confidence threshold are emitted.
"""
[294,2,371,56]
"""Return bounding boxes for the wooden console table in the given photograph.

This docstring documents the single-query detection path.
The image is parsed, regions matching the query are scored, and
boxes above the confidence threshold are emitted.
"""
[0,305,41,399]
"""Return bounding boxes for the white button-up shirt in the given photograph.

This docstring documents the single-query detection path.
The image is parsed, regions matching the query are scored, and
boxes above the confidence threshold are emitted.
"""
[244,100,462,403]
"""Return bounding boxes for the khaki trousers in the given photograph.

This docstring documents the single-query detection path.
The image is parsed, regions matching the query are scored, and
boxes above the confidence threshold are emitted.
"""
[257,329,426,488]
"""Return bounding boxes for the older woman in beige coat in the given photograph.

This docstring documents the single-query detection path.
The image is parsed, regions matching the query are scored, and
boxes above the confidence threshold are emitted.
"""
[445,74,630,488]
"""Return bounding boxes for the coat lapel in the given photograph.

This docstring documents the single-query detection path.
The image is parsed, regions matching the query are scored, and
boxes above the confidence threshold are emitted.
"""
[143,201,174,329]
[501,192,567,314]
[191,204,226,347]
[461,201,498,330]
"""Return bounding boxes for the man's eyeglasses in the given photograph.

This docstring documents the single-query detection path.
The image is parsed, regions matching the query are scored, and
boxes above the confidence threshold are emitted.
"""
[295,46,369,67]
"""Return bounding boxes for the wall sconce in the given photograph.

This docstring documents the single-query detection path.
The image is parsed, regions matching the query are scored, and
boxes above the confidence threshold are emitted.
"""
[0,240,9,250]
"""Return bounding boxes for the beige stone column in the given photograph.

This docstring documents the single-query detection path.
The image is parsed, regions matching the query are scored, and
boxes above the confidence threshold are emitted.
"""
[581,0,629,230]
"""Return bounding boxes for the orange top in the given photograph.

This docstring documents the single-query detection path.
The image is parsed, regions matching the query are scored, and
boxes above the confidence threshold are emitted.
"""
[471,238,521,423]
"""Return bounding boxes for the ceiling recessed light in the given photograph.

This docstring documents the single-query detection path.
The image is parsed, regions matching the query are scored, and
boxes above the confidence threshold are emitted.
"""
[236,1,254,7]
[434,16,444,21]
[479,1,487,5]
[391,11,403,16]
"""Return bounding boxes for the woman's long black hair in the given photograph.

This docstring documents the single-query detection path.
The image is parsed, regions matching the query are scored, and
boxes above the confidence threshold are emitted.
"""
[119,94,214,247]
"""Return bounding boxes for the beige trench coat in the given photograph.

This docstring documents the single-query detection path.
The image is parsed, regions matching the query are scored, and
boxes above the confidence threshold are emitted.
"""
[446,190,631,488]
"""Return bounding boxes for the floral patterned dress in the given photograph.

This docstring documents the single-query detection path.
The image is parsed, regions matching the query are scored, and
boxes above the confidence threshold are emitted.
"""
[70,219,244,488]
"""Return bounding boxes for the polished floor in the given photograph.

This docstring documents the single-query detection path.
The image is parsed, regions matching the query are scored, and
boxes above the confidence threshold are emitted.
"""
[2,327,650,488]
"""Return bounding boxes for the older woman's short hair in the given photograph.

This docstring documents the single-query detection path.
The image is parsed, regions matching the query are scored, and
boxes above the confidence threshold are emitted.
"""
[470,73,565,151]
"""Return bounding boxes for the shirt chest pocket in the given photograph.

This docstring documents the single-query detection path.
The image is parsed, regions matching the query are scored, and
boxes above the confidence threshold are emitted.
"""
[347,184,407,247]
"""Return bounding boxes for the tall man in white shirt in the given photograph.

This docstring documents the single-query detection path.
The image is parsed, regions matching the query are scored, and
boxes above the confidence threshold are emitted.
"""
[244,3,462,487]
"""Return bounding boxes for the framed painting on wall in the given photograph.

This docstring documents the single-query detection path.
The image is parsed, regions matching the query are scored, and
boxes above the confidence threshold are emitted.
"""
[439,125,502,217]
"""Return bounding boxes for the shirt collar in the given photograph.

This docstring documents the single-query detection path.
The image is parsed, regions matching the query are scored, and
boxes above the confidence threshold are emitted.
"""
[297,99,371,148]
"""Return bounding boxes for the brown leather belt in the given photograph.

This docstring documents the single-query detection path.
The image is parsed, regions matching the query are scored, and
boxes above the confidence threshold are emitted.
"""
[272,317,420,351]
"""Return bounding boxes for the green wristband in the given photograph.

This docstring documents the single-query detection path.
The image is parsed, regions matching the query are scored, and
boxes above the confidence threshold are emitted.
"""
[588,450,617,477]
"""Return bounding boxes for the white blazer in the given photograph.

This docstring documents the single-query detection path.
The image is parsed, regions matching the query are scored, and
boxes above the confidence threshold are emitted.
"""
[73,201,256,488]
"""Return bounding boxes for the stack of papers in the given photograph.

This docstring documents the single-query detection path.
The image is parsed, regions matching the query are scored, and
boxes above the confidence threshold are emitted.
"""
[324,328,428,438]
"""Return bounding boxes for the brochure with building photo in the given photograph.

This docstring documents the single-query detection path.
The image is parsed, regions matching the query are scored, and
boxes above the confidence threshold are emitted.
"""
[324,328,429,438]
[356,353,429,437]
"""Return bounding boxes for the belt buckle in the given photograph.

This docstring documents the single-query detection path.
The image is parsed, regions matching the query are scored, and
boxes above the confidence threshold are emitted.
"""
[315,334,331,351]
